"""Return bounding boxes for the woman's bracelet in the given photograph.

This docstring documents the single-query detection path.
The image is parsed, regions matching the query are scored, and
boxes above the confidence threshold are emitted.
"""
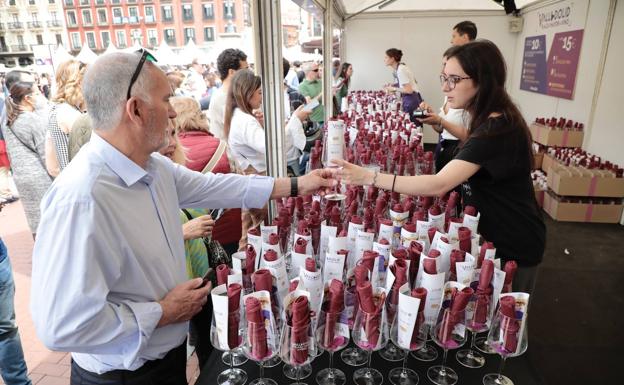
[371,170,379,186]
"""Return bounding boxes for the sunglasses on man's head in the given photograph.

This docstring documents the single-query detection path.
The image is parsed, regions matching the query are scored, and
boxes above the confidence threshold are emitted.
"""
[126,48,158,100]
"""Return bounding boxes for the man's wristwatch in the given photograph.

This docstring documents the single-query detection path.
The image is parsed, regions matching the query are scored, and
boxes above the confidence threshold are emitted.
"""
[290,177,298,197]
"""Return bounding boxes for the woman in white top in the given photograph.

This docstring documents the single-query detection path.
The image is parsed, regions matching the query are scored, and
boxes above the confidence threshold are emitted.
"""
[383,48,423,124]
[224,69,308,240]
[223,69,307,175]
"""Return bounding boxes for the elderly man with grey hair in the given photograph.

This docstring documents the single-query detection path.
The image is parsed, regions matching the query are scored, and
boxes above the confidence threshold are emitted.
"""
[30,52,335,385]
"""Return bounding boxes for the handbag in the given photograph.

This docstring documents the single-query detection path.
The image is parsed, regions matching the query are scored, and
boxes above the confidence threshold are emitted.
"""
[183,139,232,269]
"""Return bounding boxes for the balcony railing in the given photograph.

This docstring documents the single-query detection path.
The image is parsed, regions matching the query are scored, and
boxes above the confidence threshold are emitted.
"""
[27,21,43,29]
[98,20,109,26]
[129,16,139,24]
[47,20,63,27]
[7,22,24,30]
[112,17,123,25]
[11,45,30,52]
[0,46,9,53]
[144,15,156,24]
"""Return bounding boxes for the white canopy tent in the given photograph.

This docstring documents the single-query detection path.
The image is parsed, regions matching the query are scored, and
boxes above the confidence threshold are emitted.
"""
[75,45,98,64]
[103,43,118,55]
[51,44,75,69]
[337,0,542,15]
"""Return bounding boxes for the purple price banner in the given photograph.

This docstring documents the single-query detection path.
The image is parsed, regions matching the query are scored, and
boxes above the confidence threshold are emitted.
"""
[519,29,584,100]
[520,35,548,94]
[546,29,584,99]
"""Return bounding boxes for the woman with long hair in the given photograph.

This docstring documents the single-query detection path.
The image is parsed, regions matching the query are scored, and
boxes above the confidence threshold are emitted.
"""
[336,40,545,294]
[224,69,307,247]
[45,59,87,177]
[172,96,242,256]
[1,82,52,237]
[333,62,353,115]
[383,48,423,123]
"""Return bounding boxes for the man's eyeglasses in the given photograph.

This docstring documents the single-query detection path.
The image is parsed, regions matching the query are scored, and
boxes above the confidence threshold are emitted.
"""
[126,49,158,100]
[439,74,471,90]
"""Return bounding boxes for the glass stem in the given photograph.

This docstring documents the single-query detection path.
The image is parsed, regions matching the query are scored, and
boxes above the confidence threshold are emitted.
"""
[365,350,372,376]
[439,348,448,376]
[259,361,264,380]
[328,351,335,376]
[229,349,235,377]
[401,349,408,375]
[468,330,476,356]
[296,365,300,383]
[497,356,507,382]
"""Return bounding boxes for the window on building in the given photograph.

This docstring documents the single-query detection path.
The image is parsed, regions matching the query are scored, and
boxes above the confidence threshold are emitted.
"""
[86,32,96,49]
[313,18,322,37]
[66,10,77,26]
[97,9,107,24]
[223,1,235,19]
[96,0,105,4]
[225,22,236,33]
[29,0,36,5]
[112,7,122,24]
[31,13,39,22]
[128,7,138,23]
[50,11,58,21]
[70,32,81,49]
[131,29,142,45]
[162,5,173,22]
[17,35,25,48]
[111,0,120,4]
[101,31,110,47]
[49,0,56,4]
[82,9,92,25]
[147,29,157,47]
[116,30,126,48]
[80,0,90,6]
[203,3,214,20]
[56,34,63,45]
[203,26,214,42]
[164,28,175,45]
[11,14,19,23]
[144,6,155,23]
[36,34,43,45]
[184,27,195,44]
[182,4,193,21]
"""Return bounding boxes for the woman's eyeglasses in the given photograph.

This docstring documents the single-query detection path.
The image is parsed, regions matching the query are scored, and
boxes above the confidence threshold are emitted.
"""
[127,49,158,100]
[439,74,471,90]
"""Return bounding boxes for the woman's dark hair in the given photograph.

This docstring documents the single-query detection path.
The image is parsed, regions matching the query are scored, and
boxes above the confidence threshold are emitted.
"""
[385,48,403,62]
[446,40,533,165]
[223,69,262,140]
[337,62,352,88]
[5,81,34,127]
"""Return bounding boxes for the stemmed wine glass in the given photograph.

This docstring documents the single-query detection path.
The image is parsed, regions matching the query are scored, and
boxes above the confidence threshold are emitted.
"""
[410,323,439,362]
[427,308,468,385]
[315,303,350,385]
[210,309,248,385]
[456,295,492,368]
[242,311,279,385]
[378,303,406,362]
[280,322,317,385]
[388,312,427,385]
[340,286,368,367]
[482,306,528,385]
[322,119,347,201]
[351,304,389,385]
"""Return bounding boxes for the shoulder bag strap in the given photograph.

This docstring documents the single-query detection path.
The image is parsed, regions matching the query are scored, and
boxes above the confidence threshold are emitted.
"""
[201,140,227,174]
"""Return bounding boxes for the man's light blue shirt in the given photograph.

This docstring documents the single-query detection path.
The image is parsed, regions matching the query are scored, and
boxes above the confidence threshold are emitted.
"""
[30,133,273,374]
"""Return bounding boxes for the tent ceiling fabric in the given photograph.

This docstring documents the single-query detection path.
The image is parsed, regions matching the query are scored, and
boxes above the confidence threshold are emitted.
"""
[338,0,541,15]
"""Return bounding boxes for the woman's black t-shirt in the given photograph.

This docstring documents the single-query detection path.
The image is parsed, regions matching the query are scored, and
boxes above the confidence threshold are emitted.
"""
[454,116,546,267]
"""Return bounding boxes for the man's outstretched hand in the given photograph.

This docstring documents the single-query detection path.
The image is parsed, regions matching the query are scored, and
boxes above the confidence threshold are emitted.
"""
[298,168,339,196]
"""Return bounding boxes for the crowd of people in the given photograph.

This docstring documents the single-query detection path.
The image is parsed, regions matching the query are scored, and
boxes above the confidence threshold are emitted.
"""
[0,19,545,385]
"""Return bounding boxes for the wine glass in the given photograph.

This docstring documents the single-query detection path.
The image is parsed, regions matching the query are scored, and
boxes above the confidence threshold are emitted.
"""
[475,333,497,355]
[322,120,347,201]
[340,286,368,367]
[427,308,468,385]
[456,293,493,368]
[388,312,427,385]
[410,323,439,362]
[210,310,248,385]
[351,305,389,385]
[280,322,317,385]
[242,313,280,385]
[315,304,350,385]
[378,303,406,362]
[482,309,528,385]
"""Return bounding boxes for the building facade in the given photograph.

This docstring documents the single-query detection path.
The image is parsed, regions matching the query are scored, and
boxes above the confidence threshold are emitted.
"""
[62,0,250,54]
[0,0,67,66]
